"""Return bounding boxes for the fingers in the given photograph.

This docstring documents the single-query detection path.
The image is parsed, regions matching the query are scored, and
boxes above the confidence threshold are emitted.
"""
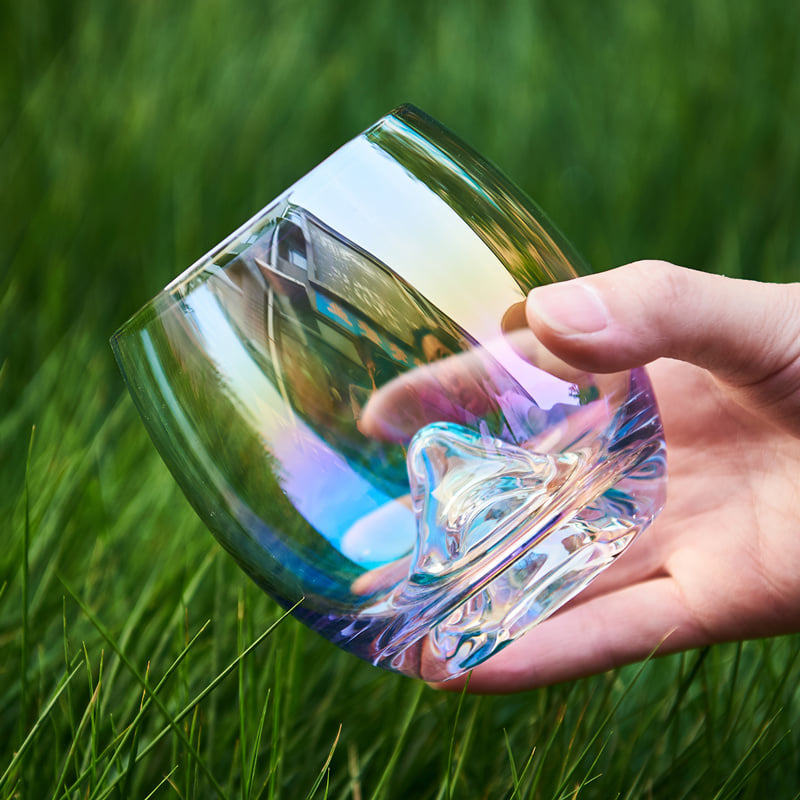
[358,339,586,444]
[502,302,591,384]
[359,351,493,442]
[433,575,710,694]
[525,261,800,388]
[350,555,411,596]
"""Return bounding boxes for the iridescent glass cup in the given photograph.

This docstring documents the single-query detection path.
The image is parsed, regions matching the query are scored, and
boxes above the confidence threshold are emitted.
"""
[111,105,666,681]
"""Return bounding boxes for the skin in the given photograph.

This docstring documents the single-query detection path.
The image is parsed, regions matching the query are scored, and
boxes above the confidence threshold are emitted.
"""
[437,260,800,694]
[420,332,454,364]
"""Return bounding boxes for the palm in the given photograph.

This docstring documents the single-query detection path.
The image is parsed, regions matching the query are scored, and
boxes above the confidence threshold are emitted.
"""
[461,357,800,692]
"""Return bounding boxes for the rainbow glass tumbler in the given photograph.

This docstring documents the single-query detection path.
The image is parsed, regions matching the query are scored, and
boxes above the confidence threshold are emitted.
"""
[111,105,666,681]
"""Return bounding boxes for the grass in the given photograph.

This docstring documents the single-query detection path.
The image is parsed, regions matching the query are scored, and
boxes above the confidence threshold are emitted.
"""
[2,1,800,796]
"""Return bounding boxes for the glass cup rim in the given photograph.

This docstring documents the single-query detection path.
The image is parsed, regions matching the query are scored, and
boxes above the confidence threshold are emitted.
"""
[110,105,415,348]
[111,103,584,350]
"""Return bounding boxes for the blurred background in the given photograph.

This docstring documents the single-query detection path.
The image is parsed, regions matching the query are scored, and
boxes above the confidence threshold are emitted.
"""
[2,1,799,797]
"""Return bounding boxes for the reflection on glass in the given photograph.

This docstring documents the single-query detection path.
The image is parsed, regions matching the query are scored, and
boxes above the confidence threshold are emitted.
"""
[112,105,666,681]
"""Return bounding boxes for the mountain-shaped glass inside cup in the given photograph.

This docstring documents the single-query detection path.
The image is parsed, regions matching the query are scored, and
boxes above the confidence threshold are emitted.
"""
[111,105,666,681]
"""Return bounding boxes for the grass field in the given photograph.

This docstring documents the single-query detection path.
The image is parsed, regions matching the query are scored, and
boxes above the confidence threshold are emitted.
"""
[2,2,800,797]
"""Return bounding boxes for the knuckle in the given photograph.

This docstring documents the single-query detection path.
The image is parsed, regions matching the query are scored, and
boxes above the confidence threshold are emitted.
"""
[619,260,690,306]
[651,260,691,306]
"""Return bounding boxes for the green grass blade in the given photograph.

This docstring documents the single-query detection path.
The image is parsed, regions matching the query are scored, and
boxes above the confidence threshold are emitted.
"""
[435,695,481,800]
[371,682,425,800]
[246,688,271,800]
[304,723,341,800]
[238,587,249,799]
[50,680,101,800]
[133,600,301,768]
[19,425,35,751]
[0,663,81,791]
[61,579,229,800]
[551,643,664,799]
[511,735,538,800]
[443,673,470,800]
[62,619,210,800]
[524,702,567,799]
[142,765,180,800]
[709,712,784,800]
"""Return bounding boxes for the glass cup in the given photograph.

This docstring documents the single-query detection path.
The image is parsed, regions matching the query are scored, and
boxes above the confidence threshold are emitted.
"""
[111,105,666,681]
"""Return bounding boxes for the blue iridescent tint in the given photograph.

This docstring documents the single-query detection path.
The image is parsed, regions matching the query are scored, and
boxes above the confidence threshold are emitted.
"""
[111,106,666,681]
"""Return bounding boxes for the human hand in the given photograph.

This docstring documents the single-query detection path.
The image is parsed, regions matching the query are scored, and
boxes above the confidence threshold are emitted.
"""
[444,260,800,693]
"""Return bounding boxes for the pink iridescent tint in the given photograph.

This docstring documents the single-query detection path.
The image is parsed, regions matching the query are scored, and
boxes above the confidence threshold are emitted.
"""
[111,106,666,680]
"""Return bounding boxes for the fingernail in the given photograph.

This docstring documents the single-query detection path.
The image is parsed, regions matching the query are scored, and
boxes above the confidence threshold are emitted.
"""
[527,281,609,335]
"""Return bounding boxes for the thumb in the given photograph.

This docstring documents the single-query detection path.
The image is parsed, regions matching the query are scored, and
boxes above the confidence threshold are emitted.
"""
[526,260,800,398]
